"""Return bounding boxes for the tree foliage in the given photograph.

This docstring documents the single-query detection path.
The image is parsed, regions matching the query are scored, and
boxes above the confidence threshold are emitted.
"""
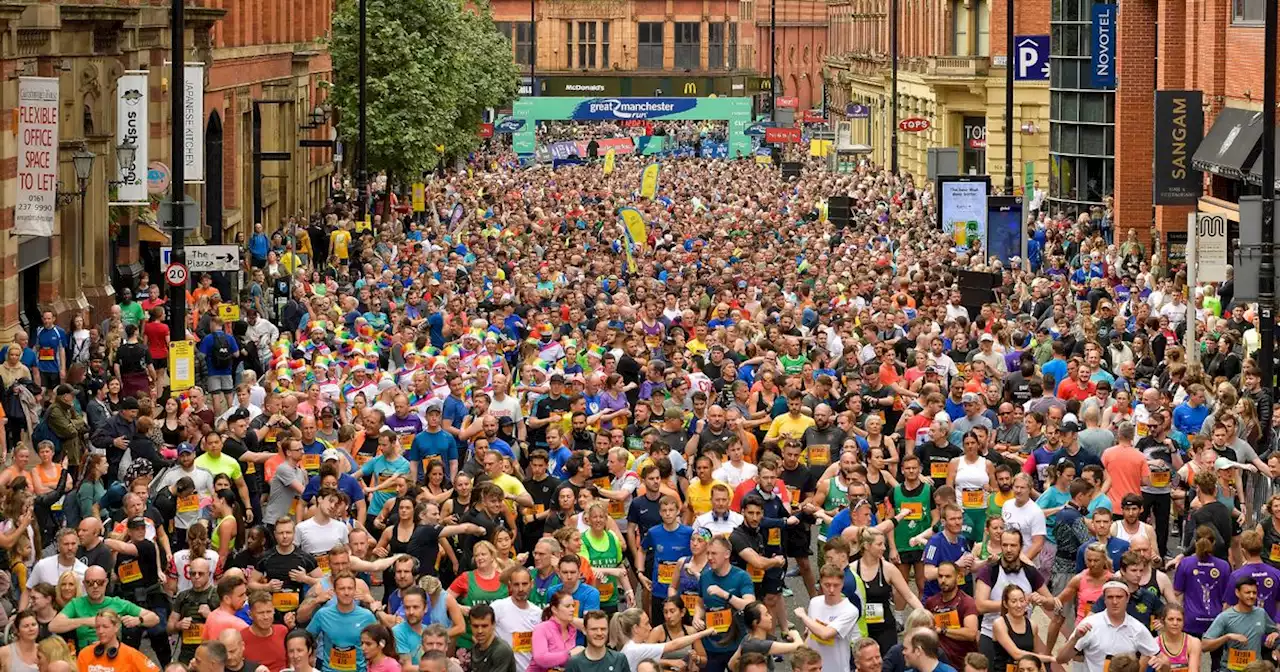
[329,0,520,178]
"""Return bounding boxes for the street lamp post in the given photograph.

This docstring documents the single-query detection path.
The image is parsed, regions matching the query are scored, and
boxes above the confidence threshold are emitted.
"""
[357,0,368,227]
[72,149,95,278]
[1004,0,1014,194]
[889,0,898,174]
[1260,0,1277,388]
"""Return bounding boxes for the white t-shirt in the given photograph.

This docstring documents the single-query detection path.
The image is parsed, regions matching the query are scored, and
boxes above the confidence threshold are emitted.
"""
[1073,611,1159,672]
[170,548,221,593]
[1000,499,1047,550]
[27,555,87,589]
[805,596,860,672]
[491,596,543,671]
[488,395,523,430]
[620,641,666,672]
[712,461,759,489]
[294,517,350,557]
[693,510,744,538]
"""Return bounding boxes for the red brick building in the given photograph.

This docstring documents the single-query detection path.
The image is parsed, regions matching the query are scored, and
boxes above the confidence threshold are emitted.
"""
[755,0,828,112]
[0,1,334,340]
[1114,0,1270,248]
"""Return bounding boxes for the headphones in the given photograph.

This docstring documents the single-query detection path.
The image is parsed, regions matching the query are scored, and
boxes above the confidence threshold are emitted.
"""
[93,644,119,660]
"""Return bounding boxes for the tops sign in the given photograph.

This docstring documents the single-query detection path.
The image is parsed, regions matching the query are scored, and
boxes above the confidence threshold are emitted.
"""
[571,98,697,121]
[1090,4,1116,88]
[899,117,931,132]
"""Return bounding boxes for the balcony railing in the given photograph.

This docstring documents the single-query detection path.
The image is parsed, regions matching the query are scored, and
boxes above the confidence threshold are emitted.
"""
[928,55,989,77]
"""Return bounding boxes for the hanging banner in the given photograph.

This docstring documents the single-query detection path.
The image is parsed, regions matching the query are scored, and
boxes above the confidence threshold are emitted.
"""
[620,208,647,249]
[411,183,426,212]
[603,149,616,175]
[113,71,149,205]
[1153,90,1203,205]
[184,64,204,182]
[1090,4,1116,88]
[15,77,59,237]
[640,164,660,199]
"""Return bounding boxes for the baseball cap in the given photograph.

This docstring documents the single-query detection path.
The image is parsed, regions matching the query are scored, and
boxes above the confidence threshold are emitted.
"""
[1214,456,1242,470]
[979,333,994,342]
[126,516,147,529]
[961,392,981,404]
[322,448,345,462]
[119,397,140,411]
[424,399,444,414]
[549,373,566,384]
[664,407,685,422]
[1058,415,1082,432]
[228,408,251,423]
[319,406,336,418]
[177,442,196,455]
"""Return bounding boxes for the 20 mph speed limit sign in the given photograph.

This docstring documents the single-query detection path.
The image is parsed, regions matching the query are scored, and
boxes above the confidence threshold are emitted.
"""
[165,262,189,287]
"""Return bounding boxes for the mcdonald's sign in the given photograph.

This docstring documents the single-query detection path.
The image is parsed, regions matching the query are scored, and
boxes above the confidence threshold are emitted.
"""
[758,77,772,91]
[683,82,698,95]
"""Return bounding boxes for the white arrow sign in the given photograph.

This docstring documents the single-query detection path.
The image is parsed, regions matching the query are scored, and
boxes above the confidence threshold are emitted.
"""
[161,245,241,272]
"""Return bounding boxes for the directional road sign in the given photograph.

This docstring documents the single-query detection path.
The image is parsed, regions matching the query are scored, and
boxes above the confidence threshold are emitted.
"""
[161,245,241,272]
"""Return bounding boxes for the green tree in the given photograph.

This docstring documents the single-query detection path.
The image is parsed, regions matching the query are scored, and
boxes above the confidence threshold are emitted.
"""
[329,0,519,179]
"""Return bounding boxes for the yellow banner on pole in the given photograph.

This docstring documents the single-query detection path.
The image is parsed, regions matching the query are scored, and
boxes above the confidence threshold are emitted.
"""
[412,183,426,212]
[809,139,832,157]
[620,208,647,249]
[603,150,616,175]
[640,164,660,199]
[169,341,195,392]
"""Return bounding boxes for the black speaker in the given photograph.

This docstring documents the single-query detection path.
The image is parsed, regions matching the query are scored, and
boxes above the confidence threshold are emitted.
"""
[829,196,852,229]
[781,161,802,180]
[957,269,1001,291]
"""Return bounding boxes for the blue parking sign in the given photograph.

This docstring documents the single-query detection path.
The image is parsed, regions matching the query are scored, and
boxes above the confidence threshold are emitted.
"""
[1014,35,1049,81]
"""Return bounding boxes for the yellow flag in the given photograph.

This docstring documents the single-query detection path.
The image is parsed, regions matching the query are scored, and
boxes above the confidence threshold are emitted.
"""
[603,149,616,175]
[620,208,647,249]
[640,163,660,199]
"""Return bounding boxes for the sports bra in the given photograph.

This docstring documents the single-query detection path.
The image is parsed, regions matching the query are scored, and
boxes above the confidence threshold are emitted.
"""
[1159,633,1190,671]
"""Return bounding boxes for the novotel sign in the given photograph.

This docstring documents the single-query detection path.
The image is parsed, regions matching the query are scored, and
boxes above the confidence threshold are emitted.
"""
[1090,4,1116,88]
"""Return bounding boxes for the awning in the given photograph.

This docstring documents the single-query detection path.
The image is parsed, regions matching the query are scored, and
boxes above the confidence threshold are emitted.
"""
[1192,106,1264,179]
[137,223,171,244]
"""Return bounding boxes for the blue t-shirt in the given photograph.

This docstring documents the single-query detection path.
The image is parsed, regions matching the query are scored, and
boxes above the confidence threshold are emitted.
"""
[1173,402,1211,435]
[303,473,364,507]
[642,524,693,599]
[305,603,377,672]
[358,454,411,516]
[34,326,66,373]
[548,445,574,479]
[392,622,423,666]
[922,533,971,598]
[699,566,755,653]
[441,396,470,451]
[1075,536,1129,572]
[1036,487,1071,544]
[407,429,457,477]
[198,333,240,376]
[1042,359,1068,393]
[427,313,445,349]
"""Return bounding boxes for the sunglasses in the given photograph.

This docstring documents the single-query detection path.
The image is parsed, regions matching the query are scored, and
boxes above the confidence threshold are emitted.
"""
[84,579,107,587]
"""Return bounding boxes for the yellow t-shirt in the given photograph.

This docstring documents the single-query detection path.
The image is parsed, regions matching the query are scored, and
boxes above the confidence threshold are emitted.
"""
[686,478,727,517]
[330,229,352,260]
[765,413,816,443]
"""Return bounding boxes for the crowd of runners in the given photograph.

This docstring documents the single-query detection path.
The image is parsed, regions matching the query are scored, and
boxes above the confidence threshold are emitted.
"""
[0,144,1276,672]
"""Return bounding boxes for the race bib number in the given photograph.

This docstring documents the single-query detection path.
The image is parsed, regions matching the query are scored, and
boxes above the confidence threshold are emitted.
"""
[933,609,959,630]
[273,590,300,612]
[930,461,949,479]
[182,622,204,645]
[962,489,985,509]
[902,501,924,520]
[1228,649,1256,671]
[302,454,321,471]
[865,602,885,624]
[787,487,801,506]
[768,528,781,545]
[118,560,142,584]
[808,445,830,466]
[594,477,612,490]
[707,609,732,633]
[658,562,677,585]
[809,620,835,646]
[681,593,701,615]
[608,499,626,519]
[598,580,615,602]
[38,347,54,361]
[1137,422,1150,438]
[1151,471,1170,488]
[331,647,357,672]
[177,495,200,514]
[245,461,257,475]
[317,553,330,574]
[1270,543,1280,563]
[748,565,765,583]
[512,632,533,654]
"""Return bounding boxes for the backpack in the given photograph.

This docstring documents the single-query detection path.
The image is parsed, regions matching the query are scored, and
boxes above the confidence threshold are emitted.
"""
[32,407,59,452]
[210,332,233,370]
